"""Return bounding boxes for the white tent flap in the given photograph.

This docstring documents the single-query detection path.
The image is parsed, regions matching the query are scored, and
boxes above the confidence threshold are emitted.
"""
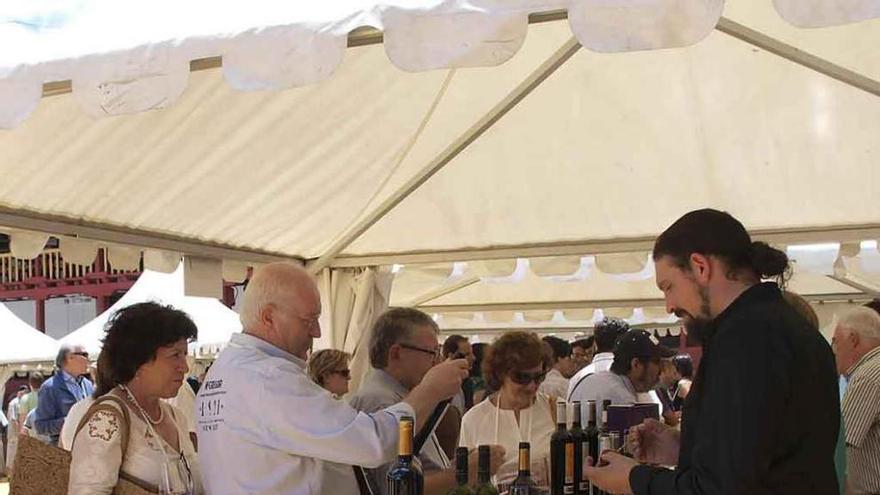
[71,43,189,117]
[223,25,346,91]
[469,259,518,278]
[383,8,527,72]
[530,255,582,277]
[184,256,223,298]
[773,0,880,27]
[222,260,250,284]
[107,245,142,271]
[484,311,517,323]
[569,0,723,52]
[60,237,99,266]
[523,310,555,322]
[563,308,596,321]
[595,253,649,275]
[144,249,182,273]
[8,230,49,259]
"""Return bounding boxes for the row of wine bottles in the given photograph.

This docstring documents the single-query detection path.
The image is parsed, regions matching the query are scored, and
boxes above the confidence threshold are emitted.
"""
[387,399,628,495]
[550,399,624,495]
[387,416,500,495]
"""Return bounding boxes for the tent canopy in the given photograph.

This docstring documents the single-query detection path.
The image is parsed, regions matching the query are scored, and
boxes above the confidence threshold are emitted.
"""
[0,301,58,365]
[59,265,242,357]
[2,1,879,347]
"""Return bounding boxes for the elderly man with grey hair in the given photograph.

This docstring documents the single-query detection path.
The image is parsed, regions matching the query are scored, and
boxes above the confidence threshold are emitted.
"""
[349,307,504,495]
[33,344,93,445]
[833,306,880,495]
[196,263,469,495]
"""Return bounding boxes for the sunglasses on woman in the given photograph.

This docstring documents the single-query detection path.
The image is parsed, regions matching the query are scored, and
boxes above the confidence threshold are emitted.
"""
[510,370,548,385]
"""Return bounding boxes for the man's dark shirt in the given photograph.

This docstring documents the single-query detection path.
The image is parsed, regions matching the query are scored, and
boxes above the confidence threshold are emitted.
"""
[630,283,839,494]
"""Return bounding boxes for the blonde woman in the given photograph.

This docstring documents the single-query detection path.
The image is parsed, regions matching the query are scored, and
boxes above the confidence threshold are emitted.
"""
[308,349,351,398]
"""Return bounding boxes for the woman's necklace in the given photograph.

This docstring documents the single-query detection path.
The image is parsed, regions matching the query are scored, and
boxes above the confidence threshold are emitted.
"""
[120,384,165,426]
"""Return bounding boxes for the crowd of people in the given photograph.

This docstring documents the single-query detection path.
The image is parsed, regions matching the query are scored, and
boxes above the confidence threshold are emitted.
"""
[1,208,879,495]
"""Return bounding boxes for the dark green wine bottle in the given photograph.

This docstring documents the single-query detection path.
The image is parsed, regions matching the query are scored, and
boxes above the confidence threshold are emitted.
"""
[447,447,474,495]
[388,416,424,495]
[585,401,600,495]
[569,401,589,495]
[550,401,575,495]
[474,445,499,495]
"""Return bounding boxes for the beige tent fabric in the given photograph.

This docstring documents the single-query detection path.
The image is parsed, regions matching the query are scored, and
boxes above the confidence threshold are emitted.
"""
[183,256,223,298]
[6,230,49,260]
[530,256,582,277]
[316,267,393,393]
[773,0,880,27]
[144,249,182,273]
[106,245,141,271]
[59,237,99,266]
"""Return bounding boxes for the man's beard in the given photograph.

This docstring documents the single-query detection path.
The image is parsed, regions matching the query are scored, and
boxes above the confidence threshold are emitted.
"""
[681,286,714,345]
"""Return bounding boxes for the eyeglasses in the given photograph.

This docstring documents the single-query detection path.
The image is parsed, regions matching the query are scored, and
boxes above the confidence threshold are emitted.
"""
[398,343,441,358]
[71,351,89,359]
[330,369,351,379]
[510,370,549,386]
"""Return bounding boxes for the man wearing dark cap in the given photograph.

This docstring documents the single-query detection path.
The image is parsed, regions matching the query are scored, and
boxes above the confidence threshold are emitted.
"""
[572,329,675,420]
[586,208,840,495]
[568,317,631,402]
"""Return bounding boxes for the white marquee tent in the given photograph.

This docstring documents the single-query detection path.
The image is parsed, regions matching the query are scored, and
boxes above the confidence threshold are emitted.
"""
[1,0,879,384]
[59,264,242,358]
[0,300,60,393]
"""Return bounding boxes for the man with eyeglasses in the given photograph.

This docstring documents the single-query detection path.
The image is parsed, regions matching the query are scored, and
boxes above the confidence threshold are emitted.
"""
[197,263,468,495]
[34,344,94,445]
[570,330,675,423]
[349,308,504,495]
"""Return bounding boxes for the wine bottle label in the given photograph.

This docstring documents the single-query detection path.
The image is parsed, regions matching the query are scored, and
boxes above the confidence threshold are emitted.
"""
[565,442,575,490]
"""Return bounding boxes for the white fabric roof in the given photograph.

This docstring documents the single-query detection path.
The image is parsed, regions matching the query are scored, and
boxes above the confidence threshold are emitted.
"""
[0,301,59,365]
[1,1,879,340]
[59,264,242,357]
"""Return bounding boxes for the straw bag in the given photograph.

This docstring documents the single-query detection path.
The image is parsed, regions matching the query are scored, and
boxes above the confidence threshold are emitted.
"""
[11,395,155,495]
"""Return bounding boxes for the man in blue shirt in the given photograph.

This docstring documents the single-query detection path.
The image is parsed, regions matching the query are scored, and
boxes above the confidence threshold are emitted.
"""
[34,344,94,445]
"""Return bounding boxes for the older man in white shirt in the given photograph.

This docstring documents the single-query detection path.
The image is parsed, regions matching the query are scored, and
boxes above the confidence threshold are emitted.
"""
[197,263,468,495]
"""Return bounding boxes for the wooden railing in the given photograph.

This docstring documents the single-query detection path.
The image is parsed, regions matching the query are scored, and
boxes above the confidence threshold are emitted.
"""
[0,248,137,284]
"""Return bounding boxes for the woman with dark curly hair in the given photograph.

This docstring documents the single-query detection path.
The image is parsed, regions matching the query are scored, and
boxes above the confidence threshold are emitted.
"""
[458,331,555,488]
[68,302,202,495]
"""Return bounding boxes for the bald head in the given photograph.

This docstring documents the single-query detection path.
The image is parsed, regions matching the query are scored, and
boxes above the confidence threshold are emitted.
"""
[240,263,321,359]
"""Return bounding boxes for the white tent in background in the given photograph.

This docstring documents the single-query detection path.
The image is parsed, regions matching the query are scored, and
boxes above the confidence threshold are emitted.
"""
[59,264,242,359]
[0,301,59,393]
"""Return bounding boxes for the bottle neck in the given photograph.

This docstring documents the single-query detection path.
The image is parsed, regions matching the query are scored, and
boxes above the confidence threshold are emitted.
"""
[572,404,582,428]
[478,450,491,484]
[518,447,531,477]
[556,402,567,431]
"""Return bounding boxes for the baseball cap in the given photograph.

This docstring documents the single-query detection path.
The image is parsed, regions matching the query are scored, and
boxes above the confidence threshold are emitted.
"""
[613,329,676,360]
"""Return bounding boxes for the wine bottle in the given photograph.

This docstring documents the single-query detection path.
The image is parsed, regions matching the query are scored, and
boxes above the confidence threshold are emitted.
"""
[474,445,499,495]
[569,401,589,495]
[595,435,615,495]
[509,442,538,495]
[388,416,424,495]
[550,401,575,495]
[600,400,612,435]
[447,447,474,495]
[585,401,600,495]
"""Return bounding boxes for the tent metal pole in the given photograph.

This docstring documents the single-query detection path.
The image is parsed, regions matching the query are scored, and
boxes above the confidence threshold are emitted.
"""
[418,291,871,313]
[403,276,481,307]
[307,36,583,274]
[0,207,302,265]
[829,275,880,297]
[715,18,880,99]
